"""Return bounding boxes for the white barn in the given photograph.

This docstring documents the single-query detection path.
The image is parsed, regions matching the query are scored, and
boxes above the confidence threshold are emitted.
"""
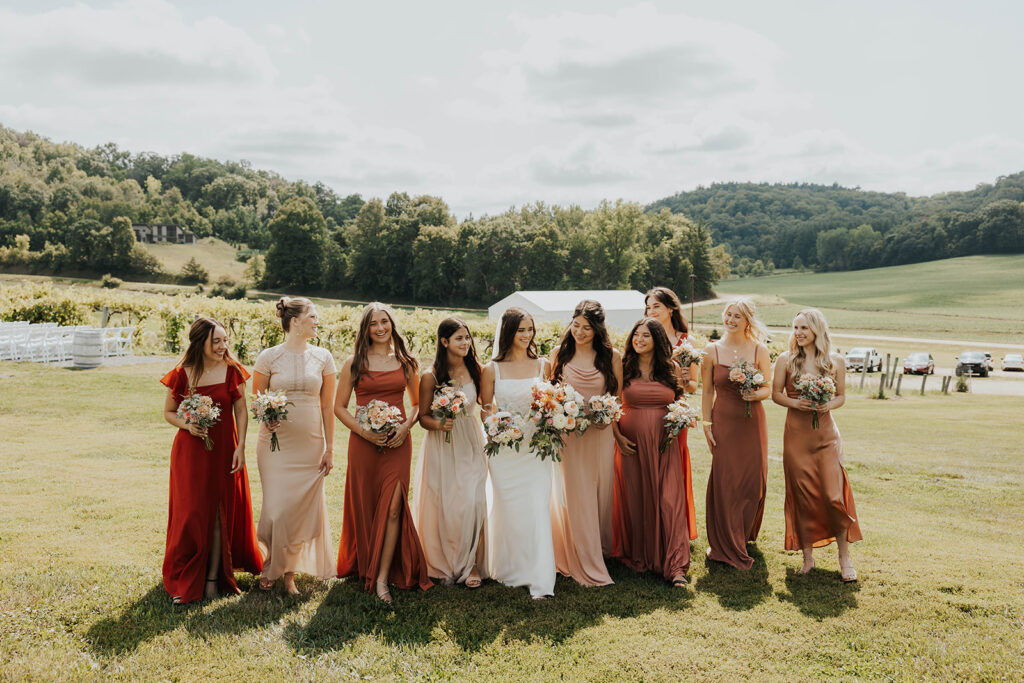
[488,290,646,332]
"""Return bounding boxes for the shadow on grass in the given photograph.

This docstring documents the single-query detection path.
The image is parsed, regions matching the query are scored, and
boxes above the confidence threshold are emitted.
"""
[693,545,773,611]
[775,567,860,619]
[284,559,695,654]
[84,575,313,656]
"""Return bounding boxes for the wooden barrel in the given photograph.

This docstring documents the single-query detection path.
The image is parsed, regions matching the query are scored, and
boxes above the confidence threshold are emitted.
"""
[72,328,104,369]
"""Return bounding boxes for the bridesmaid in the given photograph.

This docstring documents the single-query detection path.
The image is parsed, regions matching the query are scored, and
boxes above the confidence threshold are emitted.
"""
[412,317,488,588]
[548,300,621,586]
[645,286,698,541]
[252,297,337,595]
[335,303,432,603]
[481,307,557,599]
[612,317,690,586]
[700,298,771,570]
[771,309,862,581]
[160,317,262,604]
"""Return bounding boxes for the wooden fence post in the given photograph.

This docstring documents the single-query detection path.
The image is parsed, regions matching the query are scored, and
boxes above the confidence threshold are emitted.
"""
[889,358,900,388]
[877,372,886,399]
[860,359,868,389]
[895,373,903,396]
[941,376,951,394]
[100,306,110,328]
[920,374,928,395]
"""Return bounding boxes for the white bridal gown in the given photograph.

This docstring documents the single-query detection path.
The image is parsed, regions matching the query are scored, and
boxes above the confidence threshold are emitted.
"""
[485,361,556,598]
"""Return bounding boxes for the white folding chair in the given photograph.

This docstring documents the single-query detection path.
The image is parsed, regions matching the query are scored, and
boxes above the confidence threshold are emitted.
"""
[117,326,135,356]
[16,326,47,361]
[102,328,121,357]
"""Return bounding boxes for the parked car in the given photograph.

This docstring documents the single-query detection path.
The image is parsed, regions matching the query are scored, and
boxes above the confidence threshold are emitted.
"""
[982,352,994,371]
[845,347,883,372]
[903,352,935,375]
[955,351,989,377]
[1001,354,1024,371]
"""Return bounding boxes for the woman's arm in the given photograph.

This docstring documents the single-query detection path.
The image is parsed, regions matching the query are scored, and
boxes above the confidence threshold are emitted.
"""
[826,354,847,412]
[701,344,717,448]
[334,356,387,447]
[479,363,496,421]
[771,352,802,409]
[319,368,336,474]
[231,389,247,474]
[742,343,773,402]
[682,362,699,394]
[418,370,450,432]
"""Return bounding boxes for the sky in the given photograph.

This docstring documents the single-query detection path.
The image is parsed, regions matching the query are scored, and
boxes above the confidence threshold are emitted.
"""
[1,0,1022,217]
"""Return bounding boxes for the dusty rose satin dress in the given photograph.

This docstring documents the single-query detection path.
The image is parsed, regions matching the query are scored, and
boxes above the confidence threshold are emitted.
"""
[783,371,863,550]
[613,380,690,580]
[672,334,699,541]
[550,364,614,586]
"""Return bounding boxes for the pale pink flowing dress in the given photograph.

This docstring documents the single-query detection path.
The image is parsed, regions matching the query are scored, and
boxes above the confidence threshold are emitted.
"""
[550,364,614,586]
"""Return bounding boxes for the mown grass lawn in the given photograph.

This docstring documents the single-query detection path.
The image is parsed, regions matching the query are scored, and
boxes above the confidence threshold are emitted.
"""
[710,254,1024,343]
[1,360,1022,681]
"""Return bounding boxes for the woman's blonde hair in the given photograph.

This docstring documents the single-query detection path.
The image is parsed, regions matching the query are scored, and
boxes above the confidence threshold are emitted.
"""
[787,308,835,377]
[723,297,768,344]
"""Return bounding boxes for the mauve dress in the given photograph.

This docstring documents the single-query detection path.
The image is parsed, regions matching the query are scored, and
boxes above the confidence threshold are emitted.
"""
[550,364,614,586]
[253,345,337,580]
[705,354,768,570]
[783,370,863,550]
[336,368,433,592]
[613,380,690,580]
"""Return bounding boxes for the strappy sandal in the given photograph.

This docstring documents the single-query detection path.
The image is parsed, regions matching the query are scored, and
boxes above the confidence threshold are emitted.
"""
[671,575,689,587]
[465,576,482,589]
[375,580,393,605]
[204,578,219,599]
[258,576,275,591]
[839,557,858,583]
[797,561,815,575]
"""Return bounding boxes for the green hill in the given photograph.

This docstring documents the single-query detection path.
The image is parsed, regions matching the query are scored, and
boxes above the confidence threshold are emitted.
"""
[142,237,246,283]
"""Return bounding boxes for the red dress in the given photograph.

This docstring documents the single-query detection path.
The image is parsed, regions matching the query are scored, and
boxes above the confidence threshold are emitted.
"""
[673,334,699,541]
[337,368,433,592]
[160,364,263,603]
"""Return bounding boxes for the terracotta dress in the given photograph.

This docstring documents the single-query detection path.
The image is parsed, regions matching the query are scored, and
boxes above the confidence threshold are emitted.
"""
[673,334,699,541]
[253,345,337,580]
[783,370,863,550]
[337,368,432,592]
[613,380,690,580]
[705,355,769,569]
[411,381,488,584]
[160,364,262,603]
[550,364,613,586]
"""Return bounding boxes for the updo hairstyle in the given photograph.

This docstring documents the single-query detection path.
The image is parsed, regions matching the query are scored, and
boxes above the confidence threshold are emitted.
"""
[276,296,313,332]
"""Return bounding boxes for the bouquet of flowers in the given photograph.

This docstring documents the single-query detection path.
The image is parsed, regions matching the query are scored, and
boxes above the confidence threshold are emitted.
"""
[356,399,404,453]
[586,392,623,426]
[528,381,589,462]
[250,390,293,452]
[661,398,701,453]
[794,374,837,429]
[483,411,525,457]
[728,359,767,418]
[177,392,221,451]
[430,381,469,443]
[672,338,707,369]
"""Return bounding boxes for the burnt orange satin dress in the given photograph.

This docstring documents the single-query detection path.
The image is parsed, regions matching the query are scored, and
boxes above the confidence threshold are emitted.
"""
[160,365,262,603]
[336,368,432,592]
[705,359,768,569]
[783,371,863,549]
[673,334,699,541]
[613,380,690,580]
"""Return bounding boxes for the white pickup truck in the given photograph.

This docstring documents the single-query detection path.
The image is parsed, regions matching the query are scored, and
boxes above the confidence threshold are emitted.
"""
[845,347,883,372]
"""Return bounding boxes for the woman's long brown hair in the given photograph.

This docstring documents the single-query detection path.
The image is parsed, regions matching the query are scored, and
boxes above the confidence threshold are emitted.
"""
[621,317,681,398]
[492,307,538,362]
[351,302,418,385]
[551,300,617,394]
[646,286,689,335]
[430,317,482,396]
[177,317,241,389]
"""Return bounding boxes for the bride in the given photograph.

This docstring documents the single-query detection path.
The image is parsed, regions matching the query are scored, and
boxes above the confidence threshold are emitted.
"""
[479,307,556,599]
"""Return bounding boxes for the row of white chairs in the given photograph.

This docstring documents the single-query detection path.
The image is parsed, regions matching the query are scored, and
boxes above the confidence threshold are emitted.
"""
[0,322,135,363]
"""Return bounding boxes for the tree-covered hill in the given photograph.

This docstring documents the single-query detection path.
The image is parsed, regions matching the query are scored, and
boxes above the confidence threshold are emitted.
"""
[648,174,1024,272]
[0,124,724,305]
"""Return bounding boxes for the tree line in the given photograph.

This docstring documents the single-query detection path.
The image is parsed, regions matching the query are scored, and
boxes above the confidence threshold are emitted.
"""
[0,125,725,304]
[649,176,1024,272]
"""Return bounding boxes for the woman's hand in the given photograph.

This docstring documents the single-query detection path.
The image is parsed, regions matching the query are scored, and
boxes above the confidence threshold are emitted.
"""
[796,398,815,412]
[615,431,637,456]
[703,423,717,448]
[385,423,411,449]
[680,367,690,382]
[266,419,280,433]
[361,427,389,447]
[230,446,245,474]
[437,417,454,433]
[319,449,334,476]
[187,424,208,439]
[591,420,610,430]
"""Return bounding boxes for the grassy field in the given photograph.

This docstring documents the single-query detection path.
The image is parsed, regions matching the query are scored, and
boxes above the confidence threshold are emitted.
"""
[709,255,1024,344]
[1,360,1022,680]
[143,237,247,283]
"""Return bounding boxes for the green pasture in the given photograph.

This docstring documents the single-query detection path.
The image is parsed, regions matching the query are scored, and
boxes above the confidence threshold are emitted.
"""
[1,360,1022,680]
[709,255,1024,344]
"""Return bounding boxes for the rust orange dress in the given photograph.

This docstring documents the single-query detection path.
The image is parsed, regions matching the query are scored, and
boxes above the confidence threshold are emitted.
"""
[613,380,690,580]
[783,370,863,549]
[336,368,433,592]
[705,355,768,570]
[673,333,699,541]
[160,364,262,603]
